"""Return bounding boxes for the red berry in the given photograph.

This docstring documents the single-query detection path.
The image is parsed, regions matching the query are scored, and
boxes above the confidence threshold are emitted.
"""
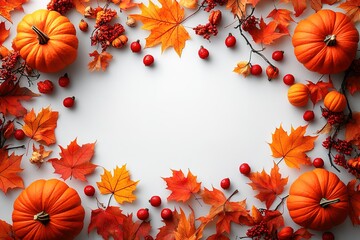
[198,46,209,59]
[161,208,173,220]
[303,110,315,121]
[239,163,251,175]
[272,50,284,61]
[266,65,279,80]
[283,74,295,86]
[322,232,334,240]
[63,96,75,108]
[84,185,95,196]
[149,195,162,207]
[313,158,324,168]
[225,33,236,48]
[250,64,262,75]
[220,178,231,189]
[130,40,141,53]
[137,208,149,220]
[37,80,54,94]
[14,129,25,140]
[143,54,154,66]
[58,73,70,87]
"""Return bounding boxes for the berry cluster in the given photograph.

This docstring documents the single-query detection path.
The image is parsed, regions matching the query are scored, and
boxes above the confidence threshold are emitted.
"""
[321,107,345,125]
[91,23,125,51]
[246,221,272,240]
[193,23,218,40]
[202,0,227,12]
[1,51,20,81]
[242,16,259,32]
[95,9,117,27]
[47,0,74,15]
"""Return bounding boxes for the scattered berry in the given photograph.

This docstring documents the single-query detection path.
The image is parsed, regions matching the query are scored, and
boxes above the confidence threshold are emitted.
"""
[149,195,162,207]
[161,208,173,220]
[283,74,295,86]
[220,178,231,189]
[303,110,315,121]
[79,19,88,32]
[137,208,149,220]
[239,163,251,175]
[198,46,209,59]
[143,54,154,66]
[130,40,141,53]
[322,232,335,240]
[84,185,95,196]
[37,80,54,94]
[14,129,25,140]
[266,65,279,80]
[58,73,70,87]
[313,158,324,168]
[250,64,262,76]
[225,33,236,48]
[63,96,75,108]
[272,50,284,61]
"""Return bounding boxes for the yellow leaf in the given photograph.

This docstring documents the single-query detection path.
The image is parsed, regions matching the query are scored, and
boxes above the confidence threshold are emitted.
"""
[226,0,247,18]
[97,165,139,204]
[233,61,250,77]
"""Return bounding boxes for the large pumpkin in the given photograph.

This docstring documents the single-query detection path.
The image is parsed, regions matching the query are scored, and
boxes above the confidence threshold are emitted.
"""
[287,169,349,230]
[13,9,78,73]
[12,179,85,240]
[292,9,359,74]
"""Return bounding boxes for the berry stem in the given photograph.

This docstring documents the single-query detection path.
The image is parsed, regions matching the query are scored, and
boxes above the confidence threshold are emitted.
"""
[274,195,288,211]
[5,145,25,151]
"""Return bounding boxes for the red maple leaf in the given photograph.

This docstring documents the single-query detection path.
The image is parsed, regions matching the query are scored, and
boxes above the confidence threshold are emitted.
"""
[156,208,180,240]
[306,80,334,105]
[267,8,294,27]
[122,213,151,240]
[162,169,201,202]
[347,179,360,225]
[0,22,10,44]
[247,18,289,45]
[0,148,24,194]
[0,219,16,240]
[49,139,97,181]
[0,79,39,117]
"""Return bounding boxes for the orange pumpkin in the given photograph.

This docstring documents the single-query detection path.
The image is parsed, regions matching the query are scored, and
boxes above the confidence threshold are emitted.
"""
[292,9,359,74]
[287,83,309,107]
[324,90,347,112]
[12,179,85,240]
[13,9,78,73]
[287,169,349,230]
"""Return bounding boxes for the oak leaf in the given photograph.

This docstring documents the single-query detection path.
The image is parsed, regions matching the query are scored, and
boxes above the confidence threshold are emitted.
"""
[233,61,251,77]
[347,179,360,225]
[174,208,204,240]
[346,75,360,95]
[156,208,180,240]
[22,107,58,145]
[247,18,289,45]
[198,188,249,234]
[226,0,247,18]
[339,0,360,22]
[0,219,15,240]
[130,0,191,56]
[306,80,334,105]
[97,165,139,204]
[48,139,97,181]
[30,143,52,166]
[122,213,151,240]
[267,8,294,27]
[0,79,39,117]
[0,22,10,45]
[0,0,27,23]
[345,112,360,149]
[269,125,317,168]
[163,169,201,202]
[0,149,23,194]
[88,50,113,72]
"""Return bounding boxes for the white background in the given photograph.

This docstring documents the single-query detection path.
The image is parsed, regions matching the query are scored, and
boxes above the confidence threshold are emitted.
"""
[1,0,360,239]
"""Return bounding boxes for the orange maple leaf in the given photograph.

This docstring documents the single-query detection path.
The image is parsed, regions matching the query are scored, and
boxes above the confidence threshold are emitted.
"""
[48,139,97,181]
[347,179,360,225]
[163,169,201,202]
[0,149,24,194]
[339,0,360,22]
[290,0,339,17]
[22,107,58,145]
[269,125,317,168]
[346,112,360,149]
[112,0,137,10]
[174,208,204,240]
[0,219,15,239]
[267,8,294,27]
[97,165,139,204]
[226,0,247,18]
[88,50,113,72]
[247,163,288,209]
[306,80,334,105]
[198,188,249,234]
[0,22,10,45]
[0,79,39,117]
[346,75,360,95]
[129,0,190,56]
[247,18,289,45]
[0,0,27,23]
[73,0,89,15]
[30,143,52,166]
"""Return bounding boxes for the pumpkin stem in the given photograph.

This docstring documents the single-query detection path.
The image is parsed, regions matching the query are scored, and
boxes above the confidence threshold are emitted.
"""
[32,26,50,45]
[34,211,50,224]
[320,197,340,208]
[324,34,336,46]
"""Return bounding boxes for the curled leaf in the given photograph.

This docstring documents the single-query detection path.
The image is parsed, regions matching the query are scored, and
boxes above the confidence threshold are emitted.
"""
[233,61,251,77]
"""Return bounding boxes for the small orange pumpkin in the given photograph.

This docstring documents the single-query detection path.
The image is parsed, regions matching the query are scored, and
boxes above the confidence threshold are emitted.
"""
[12,179,85,240]
[287,83,309,107]
[13,9,78,73]
[287,169,349,231]
[292,9,359,74]
[324,90,347,112]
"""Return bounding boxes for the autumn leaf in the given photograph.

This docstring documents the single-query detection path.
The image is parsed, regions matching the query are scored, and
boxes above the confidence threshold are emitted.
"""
[269,124,317,168]
[339,0,360,22]
[207,233,230,240]
[293,227,313,239]
[0,149,24,194]
[306,80,334,105]
[22,107,58,146]
[347,179,360,225]
[346,75,360,95]
[290,0,307,17]
[0,219,15,239]
[48,139,97,181]
[247,18,289,45]
[233,61,251,77]
[267,8,294,27]
[0,79,39,117]
[345,112,360,149]
[290,0,340,17]
[88,50,113,71]
[247,163,288,209]
[247,0,261,7]
[163,169,201,202]
[0,22,10,45]
[122,213,151,240]
[111,0,137,10]
[226,0,247,18]
[30,143,52,166]
[262,209,284,233]
[179,0,197,8]
[97,165,139,204]
[73,0,89,15]
[130,0,190,56]
[0,0,27,23]
[156,208,180,240]
[174,208,204,240]
[198,188,249,234]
